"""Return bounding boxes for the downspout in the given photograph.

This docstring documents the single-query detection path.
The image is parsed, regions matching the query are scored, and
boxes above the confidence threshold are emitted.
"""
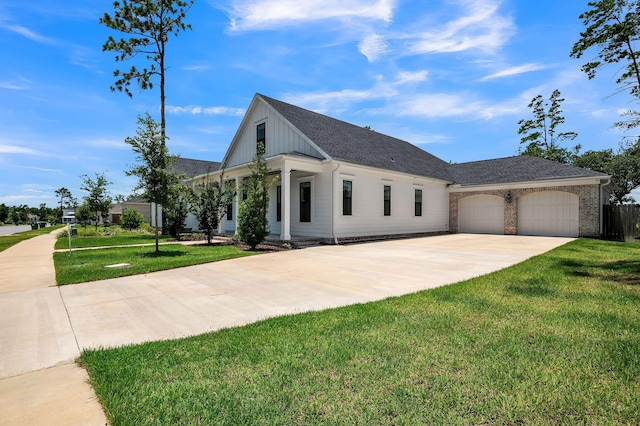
[600,177,611,236]
[331,163,341,245]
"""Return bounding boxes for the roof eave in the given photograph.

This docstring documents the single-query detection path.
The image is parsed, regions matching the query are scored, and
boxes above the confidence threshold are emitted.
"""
[448,175,609,192]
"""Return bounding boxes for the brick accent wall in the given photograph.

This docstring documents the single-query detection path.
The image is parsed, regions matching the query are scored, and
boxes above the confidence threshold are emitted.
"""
[449,185,601,237]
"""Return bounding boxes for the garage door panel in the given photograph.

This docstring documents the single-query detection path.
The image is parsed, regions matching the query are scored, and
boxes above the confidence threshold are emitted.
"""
[518,191,578,237]
[459,195,504,234]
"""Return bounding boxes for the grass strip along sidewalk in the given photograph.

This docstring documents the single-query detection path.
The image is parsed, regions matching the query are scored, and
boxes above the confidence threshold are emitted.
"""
[53,225,258,285]
[80,239,640,425]
[53,226,174,250]
[54,244,256,285]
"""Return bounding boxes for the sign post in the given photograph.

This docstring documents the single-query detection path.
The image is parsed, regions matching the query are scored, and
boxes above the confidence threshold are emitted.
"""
[68,223,77,254]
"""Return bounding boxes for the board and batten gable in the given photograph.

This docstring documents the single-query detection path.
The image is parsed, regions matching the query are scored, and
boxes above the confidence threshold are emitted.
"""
[223,97,326,169]
[333,163,450,239]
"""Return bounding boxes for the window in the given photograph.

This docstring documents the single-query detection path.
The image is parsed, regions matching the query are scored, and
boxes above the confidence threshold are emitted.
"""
[257,123,266,154]
[276,185,282,222]
[300,182,311,222]
[384,185,391,216]
[226,202,233,220]
[343,180,352,216]
[415,189,422,216]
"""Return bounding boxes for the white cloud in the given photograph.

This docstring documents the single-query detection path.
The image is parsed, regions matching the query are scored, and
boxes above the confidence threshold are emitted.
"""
[282,71,422,113]
[15,165,62,174]
[167,105,246,116]
[390,93,497,119]
[481,63,547,81]
[283,69,521,120]
[0,23,56,45]
[0,76,31,90]
[0,144,38,155]
[181,64,212,71]
[358,33,389,62]
[404,0,514,56]
[224,0,396,31]
[393,70,428,85]
[87,138,129,150]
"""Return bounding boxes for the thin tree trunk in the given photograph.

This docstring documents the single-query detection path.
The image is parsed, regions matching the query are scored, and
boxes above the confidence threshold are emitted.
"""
[155,203,159,253]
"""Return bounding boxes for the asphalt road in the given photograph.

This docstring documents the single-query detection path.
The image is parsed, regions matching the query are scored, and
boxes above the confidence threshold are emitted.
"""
[0,225,31,237]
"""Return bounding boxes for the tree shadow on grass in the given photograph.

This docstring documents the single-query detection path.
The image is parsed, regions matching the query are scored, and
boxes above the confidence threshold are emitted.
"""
[506,277,557,297]
[140,250,186,258]
[559,258,640,286]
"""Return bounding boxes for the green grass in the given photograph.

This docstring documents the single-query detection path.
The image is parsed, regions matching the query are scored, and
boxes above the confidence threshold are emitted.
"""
[0,225,64,253]
[79,238,640,425]
[54,244,256,285]
[54,226,174,250]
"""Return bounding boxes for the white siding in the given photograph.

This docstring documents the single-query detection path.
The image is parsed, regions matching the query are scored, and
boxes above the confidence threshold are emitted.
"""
[289,168,332,237]
[334,165,449,238]
[225,101,324,168]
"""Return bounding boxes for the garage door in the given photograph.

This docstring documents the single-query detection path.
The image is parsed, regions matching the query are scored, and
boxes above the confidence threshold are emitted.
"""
[518,191,579,237]
[459,195,504,234]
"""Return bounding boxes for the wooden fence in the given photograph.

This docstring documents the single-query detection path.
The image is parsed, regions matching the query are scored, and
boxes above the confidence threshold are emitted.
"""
[602,204,640,242]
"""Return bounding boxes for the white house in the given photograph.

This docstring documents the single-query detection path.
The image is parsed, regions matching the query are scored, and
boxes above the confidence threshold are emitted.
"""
[188,93,611,242]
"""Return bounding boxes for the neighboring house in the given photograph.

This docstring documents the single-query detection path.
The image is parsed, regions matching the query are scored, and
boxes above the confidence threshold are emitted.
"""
[110,157,221,228]
[189,93,610,241]
[61,208,76,224]
[109,197,152,225]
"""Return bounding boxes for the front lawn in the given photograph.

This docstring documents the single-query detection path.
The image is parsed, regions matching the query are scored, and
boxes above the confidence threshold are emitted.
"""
[80,238,640,425]
[54,225,175,249]
[54,244,256,285]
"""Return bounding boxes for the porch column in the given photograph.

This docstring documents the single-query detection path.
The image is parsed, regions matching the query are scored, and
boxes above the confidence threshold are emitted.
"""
[234,176,241,236]
[280,166,291,240]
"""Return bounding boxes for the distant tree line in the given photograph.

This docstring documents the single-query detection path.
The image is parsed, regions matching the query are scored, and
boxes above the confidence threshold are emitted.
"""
[0,203,59,225]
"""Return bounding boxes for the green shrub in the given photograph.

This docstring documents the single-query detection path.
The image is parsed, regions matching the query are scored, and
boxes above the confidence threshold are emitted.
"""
[121,209,144,231]
[138,222,154,233]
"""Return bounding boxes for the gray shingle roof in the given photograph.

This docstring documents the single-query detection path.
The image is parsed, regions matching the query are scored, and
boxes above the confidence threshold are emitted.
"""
[259,94,454,182]
[172,157,221,178]
[451,155,609,186]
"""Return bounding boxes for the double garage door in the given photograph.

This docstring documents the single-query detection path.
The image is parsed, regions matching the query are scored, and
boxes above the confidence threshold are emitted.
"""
[458,191,579,237]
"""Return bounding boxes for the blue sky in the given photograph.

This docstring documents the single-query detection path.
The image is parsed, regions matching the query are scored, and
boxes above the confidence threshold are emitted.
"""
[0,0,634,207]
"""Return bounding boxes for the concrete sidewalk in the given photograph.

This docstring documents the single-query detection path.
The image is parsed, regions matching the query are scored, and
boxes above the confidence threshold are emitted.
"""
[0,228,107,425]
[0,232,573,425]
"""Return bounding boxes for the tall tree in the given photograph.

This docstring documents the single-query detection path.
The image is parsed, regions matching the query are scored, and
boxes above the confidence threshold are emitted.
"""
[125,113,180,252]
[55,187,72,218]
[571,0,640,98]
[190,172,234,245]
[236,151,272,250]
[100,0,193,142]
[80,172,112,230]
[571,0,640,128]
[517,89,580,164]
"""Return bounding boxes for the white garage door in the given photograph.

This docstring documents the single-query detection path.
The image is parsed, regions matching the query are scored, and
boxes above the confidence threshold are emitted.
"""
[459,195,504,234]
[518,191,579,237]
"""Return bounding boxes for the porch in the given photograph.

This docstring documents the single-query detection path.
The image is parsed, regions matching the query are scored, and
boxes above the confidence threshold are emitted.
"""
[219,154,331,242]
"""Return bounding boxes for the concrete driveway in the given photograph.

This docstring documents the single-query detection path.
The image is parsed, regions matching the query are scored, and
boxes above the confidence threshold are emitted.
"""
[0,233,573,424]
[2,233,572,379]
